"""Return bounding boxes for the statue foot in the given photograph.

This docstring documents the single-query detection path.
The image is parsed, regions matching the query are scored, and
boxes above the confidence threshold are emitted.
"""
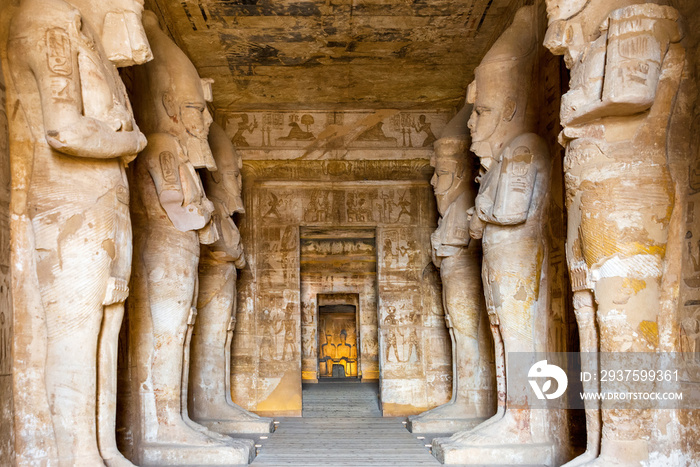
[194,402,274,434]
[141,422,254,466]
[101,447,136,467]
[448,409,529,446]
[408,400,486,433]
[183,412,239,443]
[562,449,599,467]
[575,439,649,467]
[472,405,505,430]
[149,418,231,447]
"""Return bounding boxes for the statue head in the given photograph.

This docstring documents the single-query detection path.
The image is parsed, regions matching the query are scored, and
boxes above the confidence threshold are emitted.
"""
[430,105,471,215]
[467,6,538,166]
[135,11,216,170]
[206,122,245,215]
[340,329,348,343]
[67,0,152,67]
[543,0,638,67]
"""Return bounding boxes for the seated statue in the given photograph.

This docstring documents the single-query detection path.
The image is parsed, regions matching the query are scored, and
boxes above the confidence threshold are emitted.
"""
[319,333,336,377]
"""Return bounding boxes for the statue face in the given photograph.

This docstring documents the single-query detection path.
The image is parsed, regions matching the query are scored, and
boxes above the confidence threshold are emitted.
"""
[213,144,244,214]
[430,156,459,215]
[70,0,152,66]
[467,73,517,163]
[181,100,215,169]
[467,79,502,159]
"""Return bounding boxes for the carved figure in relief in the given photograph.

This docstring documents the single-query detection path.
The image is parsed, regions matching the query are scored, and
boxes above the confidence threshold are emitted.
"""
[385,328,401,363]
[403,328,421,363]
[231,114,258,147]
[189,122,273,435]
[263,192,282,218]
[434,7,566,466]
[394,191,412,222]
[129,11,252,464]
[413,114,437,148]
[545,1,684,465]
[279,114,315,141]
[8,0,151,464]
[260,309,276,361]
[680,317,700,360]
[281,300,297,360]
[409,106,494,434]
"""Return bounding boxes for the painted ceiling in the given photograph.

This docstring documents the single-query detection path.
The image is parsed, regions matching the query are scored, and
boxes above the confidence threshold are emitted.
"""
[147,0,529,111]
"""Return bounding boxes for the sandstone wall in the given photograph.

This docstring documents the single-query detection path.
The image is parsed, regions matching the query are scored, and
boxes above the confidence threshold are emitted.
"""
[0,29,14,466]
[226,109,454,417]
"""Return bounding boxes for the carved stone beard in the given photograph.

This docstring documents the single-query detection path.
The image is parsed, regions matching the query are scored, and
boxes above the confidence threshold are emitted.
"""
[436,172,466,215]
[210,190,244,218]
[471,141,494,161]
[184,133,215,169]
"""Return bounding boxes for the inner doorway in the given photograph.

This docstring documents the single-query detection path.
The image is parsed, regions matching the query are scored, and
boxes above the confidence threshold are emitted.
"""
[318,300,359,379]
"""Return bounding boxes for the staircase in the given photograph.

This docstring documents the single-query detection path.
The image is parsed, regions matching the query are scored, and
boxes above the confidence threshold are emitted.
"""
[248,381,441,466]
[301,381,382,418]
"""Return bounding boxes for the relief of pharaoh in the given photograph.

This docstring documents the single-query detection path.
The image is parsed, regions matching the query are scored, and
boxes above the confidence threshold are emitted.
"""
[433,6,568,466]
[129,11,253,465]
[7,0,151,464]
[408,106,494,433]
[544,1,684,465]
[189,122,274,434]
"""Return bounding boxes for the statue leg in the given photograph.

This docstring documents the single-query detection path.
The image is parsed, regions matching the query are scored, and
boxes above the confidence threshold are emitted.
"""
[134,235,253,465]
[452,242,542,445]
[409,250,493,432]
[97,203,134,467]
[433,241,561,465]
[562,290,600,467]
[476,320,506,430]
[98,302,133,467]
[34,209,112,466]
[141,238,222,446]
[581,273,661,467]
[189,262,273,434]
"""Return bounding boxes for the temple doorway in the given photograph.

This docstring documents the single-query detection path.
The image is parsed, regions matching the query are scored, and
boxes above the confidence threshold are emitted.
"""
[299,227,379,383]
[318,303,359,379]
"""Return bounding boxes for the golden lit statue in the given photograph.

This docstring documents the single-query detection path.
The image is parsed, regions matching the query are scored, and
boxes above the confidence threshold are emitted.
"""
[336,330,357,377]
[319,333,336,376]
[7,0,151,464]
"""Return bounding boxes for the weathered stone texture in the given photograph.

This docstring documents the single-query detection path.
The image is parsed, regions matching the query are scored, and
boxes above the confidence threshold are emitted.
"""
[231,123,452,416]
[144,0,530,111]
[0,47,14,467]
